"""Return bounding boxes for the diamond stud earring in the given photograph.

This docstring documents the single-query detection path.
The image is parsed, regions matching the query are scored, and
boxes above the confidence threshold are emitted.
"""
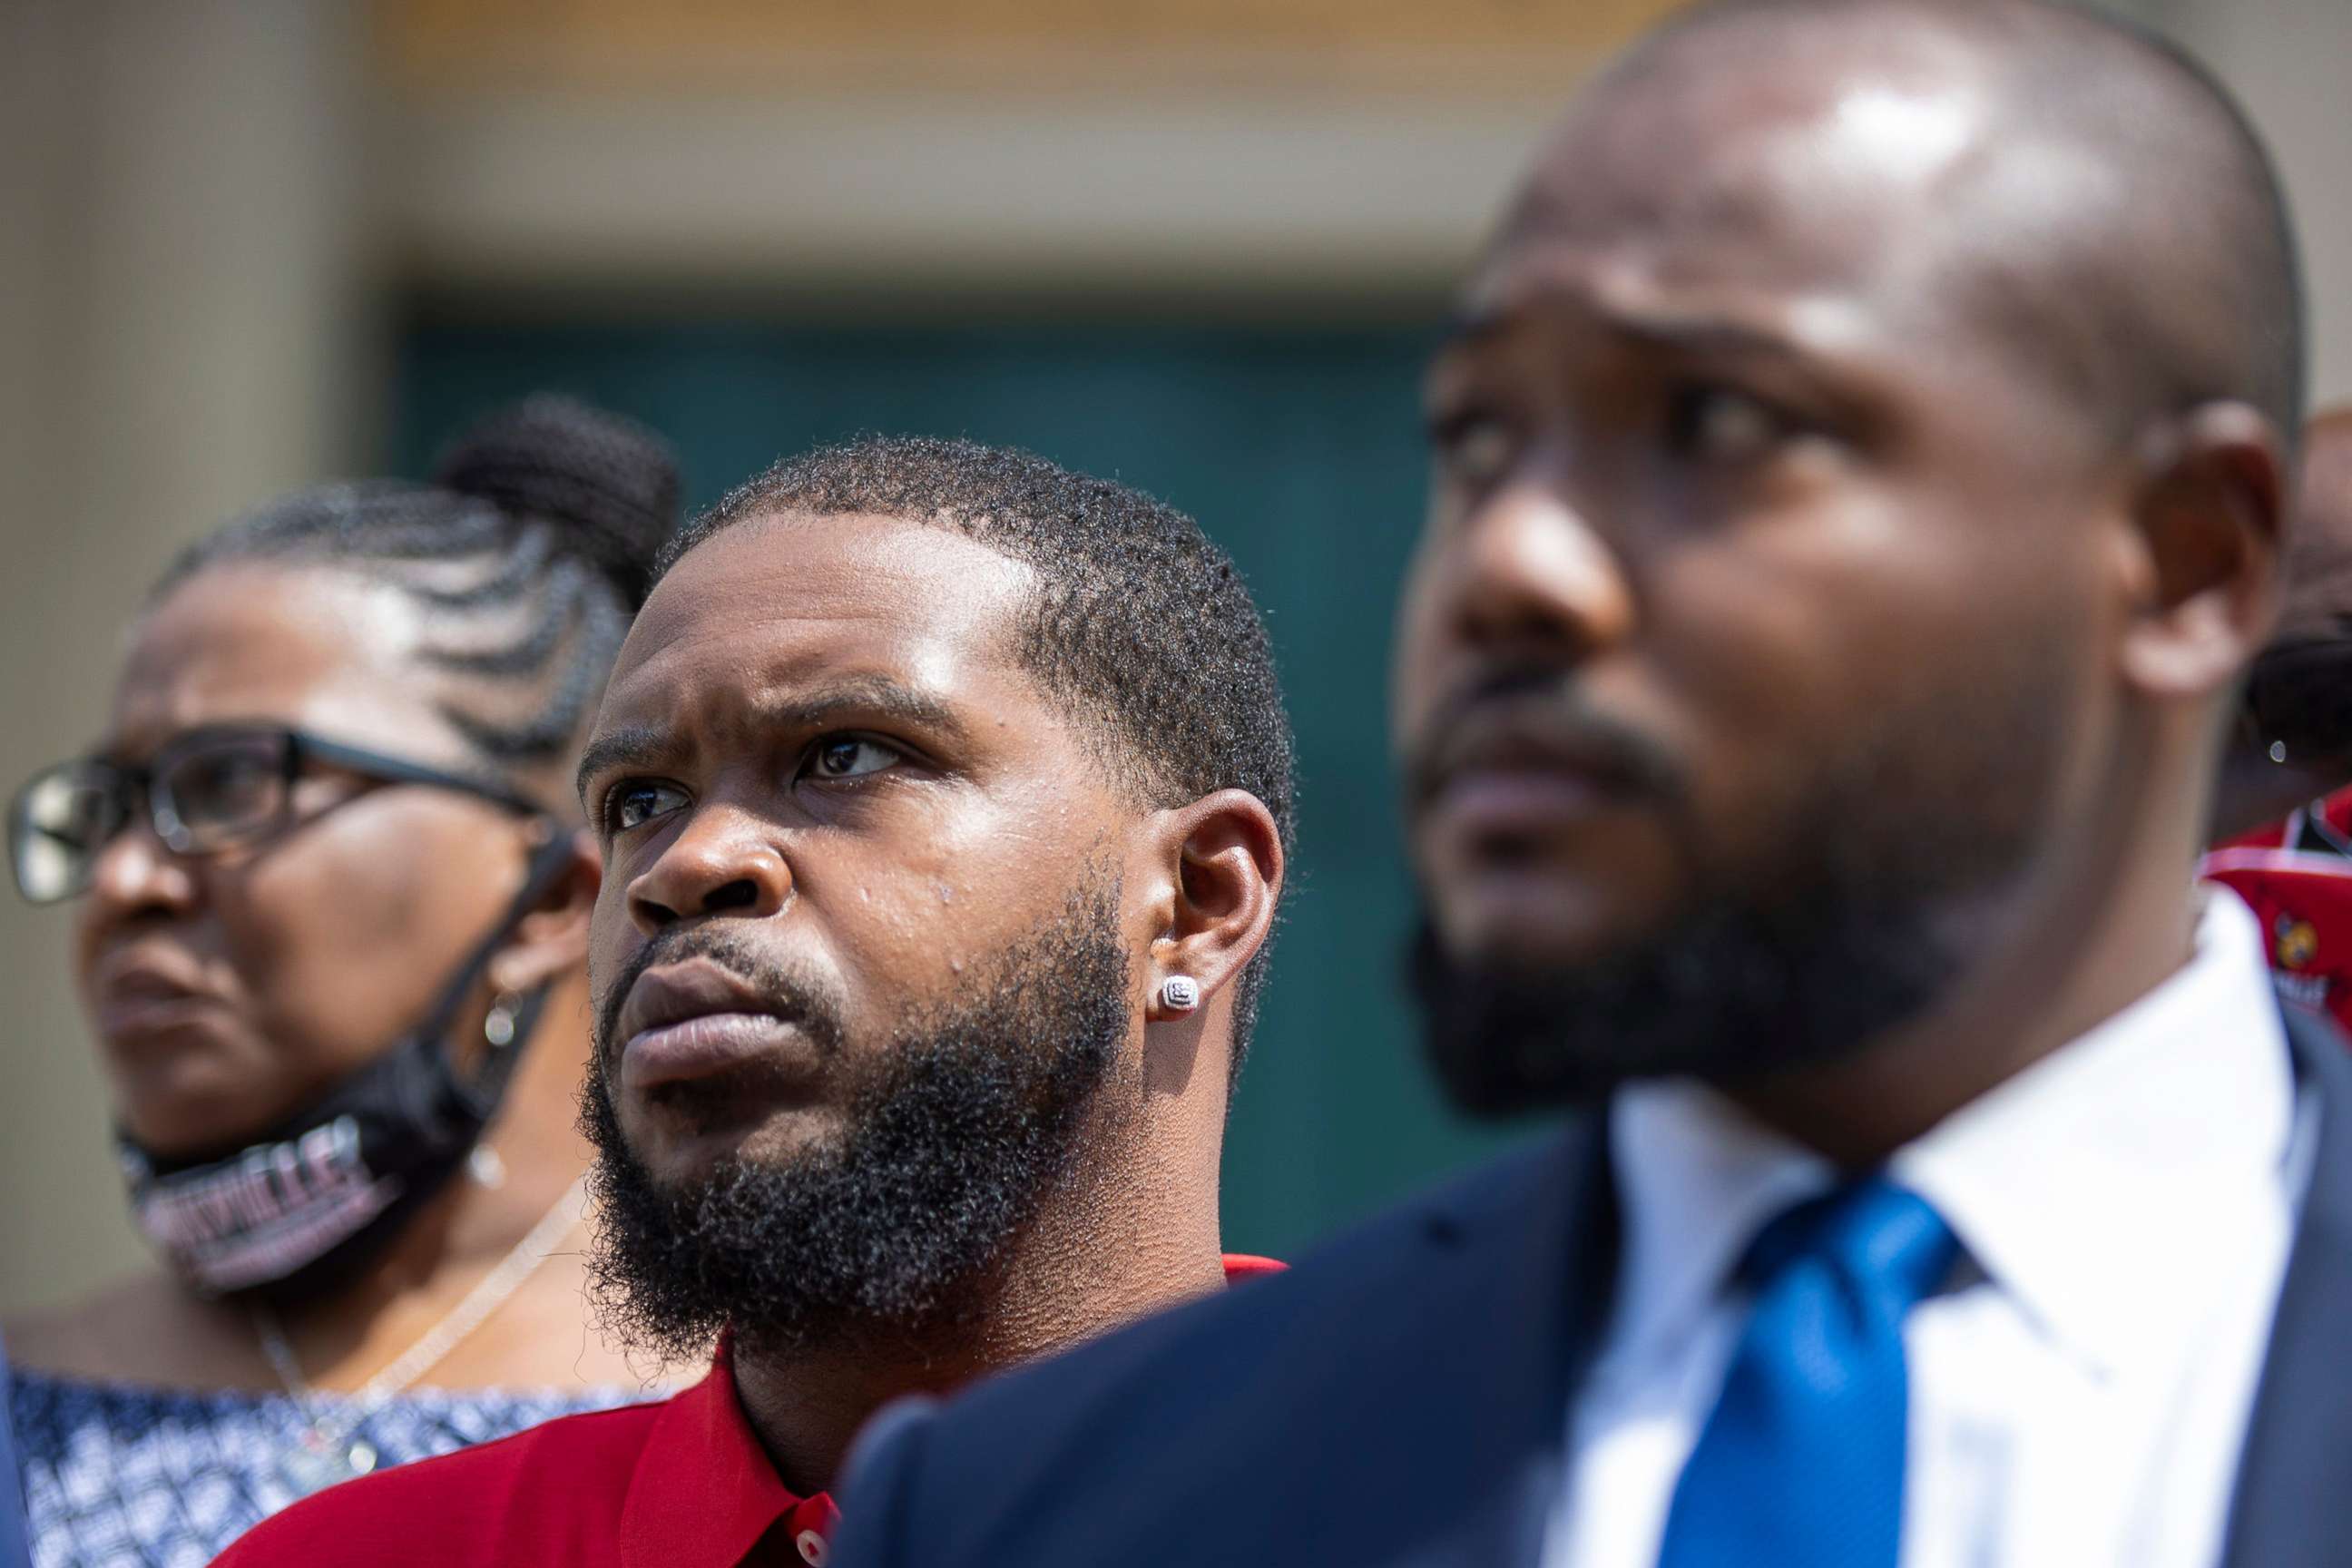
[484,992,523,1048]
[1160,975,1201,1014]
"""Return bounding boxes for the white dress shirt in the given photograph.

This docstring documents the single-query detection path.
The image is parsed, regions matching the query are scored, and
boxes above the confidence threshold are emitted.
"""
[1544,888,2300,1568]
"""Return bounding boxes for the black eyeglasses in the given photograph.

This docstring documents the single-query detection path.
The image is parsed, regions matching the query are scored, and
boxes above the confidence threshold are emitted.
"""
[9,724,545,905]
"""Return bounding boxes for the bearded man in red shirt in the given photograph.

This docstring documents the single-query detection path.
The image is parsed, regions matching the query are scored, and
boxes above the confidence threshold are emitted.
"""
[213,435,1292,1568]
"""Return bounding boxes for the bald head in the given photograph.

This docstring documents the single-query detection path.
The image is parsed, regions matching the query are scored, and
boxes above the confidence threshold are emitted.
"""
[1494,0,2303,456]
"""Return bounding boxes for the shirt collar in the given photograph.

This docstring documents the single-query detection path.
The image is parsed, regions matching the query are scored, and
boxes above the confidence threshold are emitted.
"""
[1894,887,2292,1376]
[613,1257,1284,1567]
[620,1338,838,1568]
[1603,887,2294,1386]
[1602,1072,1832,1390]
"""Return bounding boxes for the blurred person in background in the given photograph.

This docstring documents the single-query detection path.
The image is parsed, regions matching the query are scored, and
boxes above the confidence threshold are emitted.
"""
[2204,411,2352,1031]
[211,436,1291,1568]
[838,2,2332,1564]
[2,397,681,1567]
[2210,407,2352,842]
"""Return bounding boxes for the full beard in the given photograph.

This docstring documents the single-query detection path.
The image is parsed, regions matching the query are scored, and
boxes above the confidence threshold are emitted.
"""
[580,879,1133,1363]
[1413,669,2069,1116]
[1412,876,1984,1114]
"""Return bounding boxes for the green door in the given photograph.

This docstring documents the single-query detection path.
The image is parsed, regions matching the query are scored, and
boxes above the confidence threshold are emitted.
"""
[391,317,1523,1259]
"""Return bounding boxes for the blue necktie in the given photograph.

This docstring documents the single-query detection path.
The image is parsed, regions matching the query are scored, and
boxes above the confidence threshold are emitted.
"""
[1654,1177,1958,1568]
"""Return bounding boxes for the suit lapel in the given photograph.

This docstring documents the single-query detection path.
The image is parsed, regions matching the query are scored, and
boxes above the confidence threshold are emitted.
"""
[2220,1000,2352,1568]
[1392,998,2352,1568]
[1394,1115,1621,1568]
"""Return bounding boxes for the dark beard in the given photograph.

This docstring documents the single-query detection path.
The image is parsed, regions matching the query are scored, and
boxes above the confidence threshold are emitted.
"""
[580,880,1132,1362]
[1411,669,2066,1116]
[1411,885,1973,1114]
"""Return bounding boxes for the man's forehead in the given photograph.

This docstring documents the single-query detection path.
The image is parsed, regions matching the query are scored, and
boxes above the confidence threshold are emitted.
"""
[1482,32,1999,317]
[608,510,1033,717]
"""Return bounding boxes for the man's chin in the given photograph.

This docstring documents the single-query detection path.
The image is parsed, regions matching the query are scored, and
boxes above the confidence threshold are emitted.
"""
[576,871,1138,1364]
[1408,888,1966,1118]
[1427,868,1681,978]
[1439,916,1654,984]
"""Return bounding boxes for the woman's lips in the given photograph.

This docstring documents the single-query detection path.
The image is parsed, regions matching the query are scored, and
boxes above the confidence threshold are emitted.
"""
[89,956,233,1044]
[621,1011,810,1095]
[93,991,237,1045]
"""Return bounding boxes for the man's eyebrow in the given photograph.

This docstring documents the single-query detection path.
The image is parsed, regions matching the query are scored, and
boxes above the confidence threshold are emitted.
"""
[755,677,971,746]
[573,677,974,806]
[1604,309,1813,364]
[575,724,671,808]
[1441,276,1833,365]
[1456,299,1813,357]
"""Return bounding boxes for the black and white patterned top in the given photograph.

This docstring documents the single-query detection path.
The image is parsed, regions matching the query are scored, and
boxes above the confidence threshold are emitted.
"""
[5,1365,639,1568]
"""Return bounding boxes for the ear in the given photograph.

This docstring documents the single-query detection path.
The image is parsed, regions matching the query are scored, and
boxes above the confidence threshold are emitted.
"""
[483,825,603,995]
[2117,402,2287,702]
[1141,789,1285,1025]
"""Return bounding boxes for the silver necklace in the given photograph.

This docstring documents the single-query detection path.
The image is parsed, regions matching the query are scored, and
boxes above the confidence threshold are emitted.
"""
[250,1175,588,1497]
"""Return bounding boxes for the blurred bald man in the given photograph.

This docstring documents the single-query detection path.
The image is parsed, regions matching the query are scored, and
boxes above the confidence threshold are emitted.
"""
[837,3,2327,1565]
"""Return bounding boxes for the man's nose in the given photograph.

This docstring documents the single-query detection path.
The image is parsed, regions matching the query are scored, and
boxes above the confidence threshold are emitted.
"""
[624,808,793,933]
[1446,477,1637,664]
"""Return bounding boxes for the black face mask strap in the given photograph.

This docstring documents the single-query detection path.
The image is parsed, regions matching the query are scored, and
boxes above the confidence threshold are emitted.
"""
[114,822,591,1298]
[409,825,582,1116]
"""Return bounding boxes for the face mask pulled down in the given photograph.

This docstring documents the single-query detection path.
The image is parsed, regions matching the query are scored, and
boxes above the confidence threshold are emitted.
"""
[117,832,573,1299]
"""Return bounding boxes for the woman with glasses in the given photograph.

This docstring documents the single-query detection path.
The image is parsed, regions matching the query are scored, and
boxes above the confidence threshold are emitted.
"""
[2,397,680,1567]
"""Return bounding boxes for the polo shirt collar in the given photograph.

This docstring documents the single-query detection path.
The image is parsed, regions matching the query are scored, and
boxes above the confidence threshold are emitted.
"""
[614,1257,1282,1567]
[620,1338,838,1568]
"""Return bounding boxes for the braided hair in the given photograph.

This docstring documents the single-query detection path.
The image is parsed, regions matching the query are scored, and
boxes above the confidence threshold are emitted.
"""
[155,397,680,793]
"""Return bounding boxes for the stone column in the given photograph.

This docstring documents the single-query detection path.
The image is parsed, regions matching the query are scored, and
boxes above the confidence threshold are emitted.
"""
[0,0,368,1314]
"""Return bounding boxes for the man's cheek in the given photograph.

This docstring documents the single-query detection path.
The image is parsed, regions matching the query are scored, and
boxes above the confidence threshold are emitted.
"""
[841,853,1059,950]
[1674,718,1823,878]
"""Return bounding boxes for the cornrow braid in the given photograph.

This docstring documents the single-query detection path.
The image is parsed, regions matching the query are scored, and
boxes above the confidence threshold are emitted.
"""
[154,396,681,782]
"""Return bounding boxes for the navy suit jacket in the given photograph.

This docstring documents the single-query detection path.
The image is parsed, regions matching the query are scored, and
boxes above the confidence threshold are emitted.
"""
[836,1001,2352,1567]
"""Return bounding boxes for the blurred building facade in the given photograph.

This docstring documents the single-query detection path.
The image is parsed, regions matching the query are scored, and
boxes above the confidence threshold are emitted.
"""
[3,0,2345,1314]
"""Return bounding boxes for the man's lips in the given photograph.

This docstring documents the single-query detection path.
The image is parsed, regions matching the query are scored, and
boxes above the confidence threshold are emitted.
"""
[624,1014,811,1098]
[1428,767,1622,838]
[1413,704,1662,839]
[616,958,815,1096]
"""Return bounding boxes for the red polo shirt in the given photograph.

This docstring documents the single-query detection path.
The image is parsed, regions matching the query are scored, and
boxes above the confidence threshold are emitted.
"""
[211,1256,1285,1568]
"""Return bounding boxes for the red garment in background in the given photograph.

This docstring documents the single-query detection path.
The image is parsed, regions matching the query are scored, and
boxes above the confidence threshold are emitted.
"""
[2203,786,2352,1035]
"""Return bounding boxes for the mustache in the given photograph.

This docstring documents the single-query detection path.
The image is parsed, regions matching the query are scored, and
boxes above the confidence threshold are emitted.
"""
[591,926,849,1068]
[1405,662,1685,810]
